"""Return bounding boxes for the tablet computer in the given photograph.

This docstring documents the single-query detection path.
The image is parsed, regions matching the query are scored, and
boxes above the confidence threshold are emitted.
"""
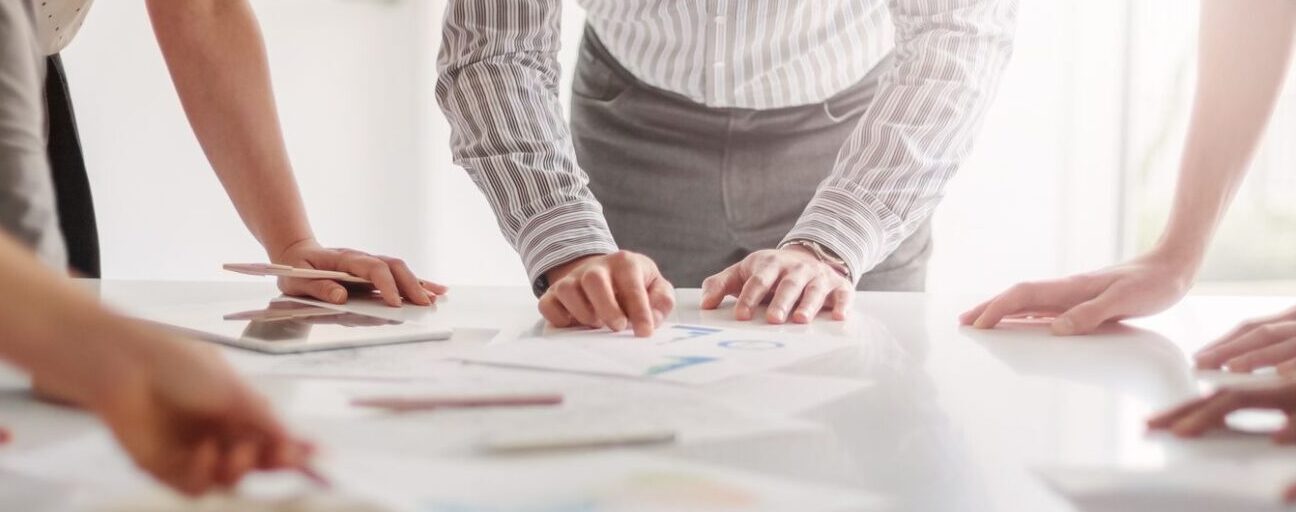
[132,297,452,354]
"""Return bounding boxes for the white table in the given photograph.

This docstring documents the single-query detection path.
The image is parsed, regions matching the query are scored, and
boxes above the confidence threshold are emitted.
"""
[1,280,1293,511]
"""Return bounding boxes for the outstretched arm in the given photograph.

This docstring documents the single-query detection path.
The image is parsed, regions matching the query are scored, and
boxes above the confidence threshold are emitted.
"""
[0,229,314,495]
[963,0,1296,335]
[145,0,444,306]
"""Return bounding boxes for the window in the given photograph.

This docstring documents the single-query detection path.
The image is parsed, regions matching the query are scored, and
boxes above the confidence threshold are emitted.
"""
[1123,1,1296,291]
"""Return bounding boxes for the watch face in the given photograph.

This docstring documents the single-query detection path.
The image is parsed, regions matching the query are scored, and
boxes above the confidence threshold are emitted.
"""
[532,275,551,297]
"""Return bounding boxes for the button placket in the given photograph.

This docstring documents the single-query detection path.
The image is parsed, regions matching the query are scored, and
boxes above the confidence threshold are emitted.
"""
[711,2,728,106]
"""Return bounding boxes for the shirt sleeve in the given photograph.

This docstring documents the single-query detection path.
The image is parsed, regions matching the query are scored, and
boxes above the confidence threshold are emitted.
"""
[783,0,1018,283]
[435,0,617,285]
[0,0,67,269]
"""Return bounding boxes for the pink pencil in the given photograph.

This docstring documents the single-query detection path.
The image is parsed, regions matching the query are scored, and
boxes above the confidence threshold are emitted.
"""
[351,393,564,412]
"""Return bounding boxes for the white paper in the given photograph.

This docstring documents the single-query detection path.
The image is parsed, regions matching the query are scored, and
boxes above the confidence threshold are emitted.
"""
[285,367,819,458]
[220,328,499,380]
[1037,461,1296,512]
[459,323,856,384]
[0,432,153,492]
[320,450,883,512]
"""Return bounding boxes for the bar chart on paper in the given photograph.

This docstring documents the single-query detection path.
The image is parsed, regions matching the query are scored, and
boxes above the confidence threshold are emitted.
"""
[459,324,855,384]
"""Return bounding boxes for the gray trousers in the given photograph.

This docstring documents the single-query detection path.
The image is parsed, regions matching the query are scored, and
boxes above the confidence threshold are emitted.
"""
[570,28,932,290]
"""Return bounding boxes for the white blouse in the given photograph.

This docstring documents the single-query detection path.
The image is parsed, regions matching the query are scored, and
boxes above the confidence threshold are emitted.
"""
[37,0,94,55]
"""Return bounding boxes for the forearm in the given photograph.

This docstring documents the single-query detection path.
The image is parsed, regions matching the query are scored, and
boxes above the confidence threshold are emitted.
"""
[0,233,164,407]
[436,0,616,283]
[789,0,1017,281]
[145,0,314,260]
[1153,0,1296,268]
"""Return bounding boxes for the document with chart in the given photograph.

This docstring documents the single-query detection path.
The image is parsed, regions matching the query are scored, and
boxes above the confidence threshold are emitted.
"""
[459,324,856,384]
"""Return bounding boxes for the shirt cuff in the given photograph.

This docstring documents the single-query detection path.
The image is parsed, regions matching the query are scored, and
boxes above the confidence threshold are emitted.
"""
[517,201,619,287]
[782,186,903,284]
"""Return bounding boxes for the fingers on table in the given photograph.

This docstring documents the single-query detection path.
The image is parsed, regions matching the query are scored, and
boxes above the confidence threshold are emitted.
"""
[336,251,404,307]
[613,266,654,337]
[700,267,742,310]
[1195,321,1296,372]
[378,256,433,306]
[830,287,853,321]
[539,253,672,337]
[280,276,349,305]
[583,267,628,332]
[537,293,576,328]
[735,265,780,321]
[551,279,600,328]
[765,264,816,324]
[1050,288,1123,336]
[1147,384,1296,437]
[964,278,1110,332]
[420,279,450,296]
[648,278,676,325]
[791,275,834,324]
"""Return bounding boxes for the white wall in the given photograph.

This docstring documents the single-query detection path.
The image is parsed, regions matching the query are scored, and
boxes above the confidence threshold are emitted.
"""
[66,1,1133,294]
[64,0,434,281]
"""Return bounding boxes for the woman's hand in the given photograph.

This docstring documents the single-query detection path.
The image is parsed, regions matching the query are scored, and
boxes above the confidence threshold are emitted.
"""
[93,338,316,496]
[1195,305,1296,374]
[960,251,1197,335]
[273,238,447,307]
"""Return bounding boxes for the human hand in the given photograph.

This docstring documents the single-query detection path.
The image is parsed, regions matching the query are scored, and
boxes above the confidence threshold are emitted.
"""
[1147,382,1296,502]
[272,237,447,307]
[94,339,316,496]
[960,251,1196,335]
[700,246,853,324]
[1194,305,1296,374]
[537,251,675,337]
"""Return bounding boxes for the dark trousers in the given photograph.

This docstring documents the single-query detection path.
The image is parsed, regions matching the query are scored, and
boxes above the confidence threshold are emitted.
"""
[45,54,100,278]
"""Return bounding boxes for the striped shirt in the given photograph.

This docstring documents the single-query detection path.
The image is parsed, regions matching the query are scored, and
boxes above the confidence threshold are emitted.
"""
[436,0,1017,284]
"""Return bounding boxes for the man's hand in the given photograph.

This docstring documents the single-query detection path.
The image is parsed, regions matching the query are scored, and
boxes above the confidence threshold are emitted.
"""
[95,340,315,496]
[1195,305,1296,374]
[701,246,853,324]
[273,238,447,308]
[537,251,675,337]
[960,252,1196,335]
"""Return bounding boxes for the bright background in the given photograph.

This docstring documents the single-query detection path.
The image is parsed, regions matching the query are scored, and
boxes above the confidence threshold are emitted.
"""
[60,1,1296,296]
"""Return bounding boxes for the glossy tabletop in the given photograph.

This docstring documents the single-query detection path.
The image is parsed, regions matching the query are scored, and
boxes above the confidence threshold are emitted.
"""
[1,280,1293,511]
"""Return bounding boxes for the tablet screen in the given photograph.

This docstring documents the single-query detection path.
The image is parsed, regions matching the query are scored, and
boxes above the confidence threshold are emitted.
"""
[133,297,451,353]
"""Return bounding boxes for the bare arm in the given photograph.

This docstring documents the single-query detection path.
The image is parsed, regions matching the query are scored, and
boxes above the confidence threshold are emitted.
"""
[1156,0,1296,267]
[144,0,311,258]
[144,0,444,306]
[963,0,1296,334]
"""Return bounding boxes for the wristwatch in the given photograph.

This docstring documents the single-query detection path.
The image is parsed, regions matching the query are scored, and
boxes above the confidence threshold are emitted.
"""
[532,274,551,298]
[780,240,851,279]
